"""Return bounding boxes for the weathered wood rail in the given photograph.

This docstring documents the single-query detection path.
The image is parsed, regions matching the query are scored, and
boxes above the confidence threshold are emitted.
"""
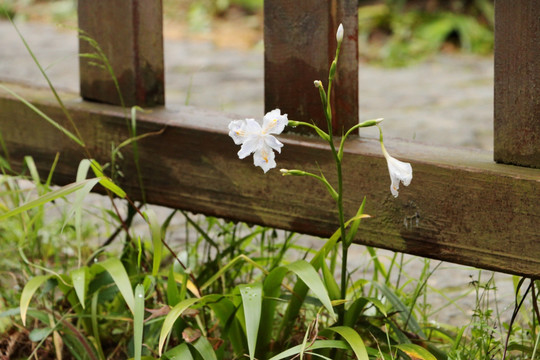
[0,0,539,277]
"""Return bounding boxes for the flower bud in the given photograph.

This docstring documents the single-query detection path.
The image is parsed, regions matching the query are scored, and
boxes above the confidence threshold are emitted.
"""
[314,80,322,88]
[336,23,344,43]
[280,169,306,176]
[358,118,384,128]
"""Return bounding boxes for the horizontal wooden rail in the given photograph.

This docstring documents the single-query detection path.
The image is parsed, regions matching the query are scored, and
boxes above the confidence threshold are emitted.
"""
[1,81,539,277]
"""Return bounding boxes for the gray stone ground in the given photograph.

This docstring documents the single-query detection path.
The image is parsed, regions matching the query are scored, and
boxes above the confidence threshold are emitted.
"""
[0,20,518,328]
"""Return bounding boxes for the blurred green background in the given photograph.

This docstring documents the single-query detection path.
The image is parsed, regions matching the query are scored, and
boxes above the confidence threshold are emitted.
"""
[1,0,494,66]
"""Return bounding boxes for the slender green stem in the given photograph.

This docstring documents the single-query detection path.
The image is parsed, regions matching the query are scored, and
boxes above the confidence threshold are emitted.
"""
[321,38,349,326]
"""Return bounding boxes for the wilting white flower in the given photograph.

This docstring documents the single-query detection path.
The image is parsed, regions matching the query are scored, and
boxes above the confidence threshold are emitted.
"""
[228,109,288,173]
[336,23,344,43]
[380,141,412,197]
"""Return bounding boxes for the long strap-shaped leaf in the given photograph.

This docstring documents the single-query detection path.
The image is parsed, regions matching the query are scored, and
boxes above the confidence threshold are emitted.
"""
[133,284,145,360]
[0,178,101,221]
[239,283,263,360]
[269,340,349,360]
[158,297,202,355]
[94,258,135,314]
[328,326,369,360]
[20,275,53,326]
[285,260,336,320]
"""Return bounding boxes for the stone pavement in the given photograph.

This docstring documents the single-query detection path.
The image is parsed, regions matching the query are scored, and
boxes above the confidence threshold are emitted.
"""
[0,20,515,327]
[0,19,494,150]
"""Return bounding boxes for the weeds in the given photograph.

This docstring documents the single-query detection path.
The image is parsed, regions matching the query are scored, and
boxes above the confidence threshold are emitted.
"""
[1,9,539,360]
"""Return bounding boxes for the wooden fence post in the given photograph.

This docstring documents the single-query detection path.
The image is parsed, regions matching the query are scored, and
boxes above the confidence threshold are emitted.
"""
[264,0,358,135]
[78,0,165,107]
[494,0,540,168]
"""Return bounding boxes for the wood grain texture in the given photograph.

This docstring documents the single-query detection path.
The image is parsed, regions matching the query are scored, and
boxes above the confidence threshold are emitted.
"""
[78,0,165,107]
[494,0,540,168]
[1,82,539,277]
[264,0,358,135]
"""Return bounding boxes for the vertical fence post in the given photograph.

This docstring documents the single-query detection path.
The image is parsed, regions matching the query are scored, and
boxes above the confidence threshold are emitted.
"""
[494,0,540,168]
[78,0,165,107]
[264,0,358,135]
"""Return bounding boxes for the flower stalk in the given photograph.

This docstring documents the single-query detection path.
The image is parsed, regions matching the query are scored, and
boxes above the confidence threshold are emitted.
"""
[227,21,413,332]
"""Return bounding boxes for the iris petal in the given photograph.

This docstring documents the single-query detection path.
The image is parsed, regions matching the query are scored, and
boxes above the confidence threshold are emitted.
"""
[265,135,284,153]
[262,109,288,135]
[228,120,246,145]
[253,146,276,173]
[238,136,260,159]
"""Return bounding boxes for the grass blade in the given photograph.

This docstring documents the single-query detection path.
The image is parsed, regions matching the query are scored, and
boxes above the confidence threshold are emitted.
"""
[158,297,202,355]
[286,260,336,320]
[193,336,218,360]
[89,160,126,198]
[394,344,437,360]
[239,283,263,360]
[269,340,349,360]
[144,208,162,276]
[328,326,369,360]
[162,343,194,360]
[71,267,88,309]
[95,258,135,313]
[0,178,101,221]
[134,284,145,360]
[0,84,84,146]
[20,275,53,326]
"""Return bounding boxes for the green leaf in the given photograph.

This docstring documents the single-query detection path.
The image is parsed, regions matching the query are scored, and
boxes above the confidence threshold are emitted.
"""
[206,295,245,356]
[200,254,266,291]
[71,267,88,309]
[193,336,218,360]
[24,156,41,188]
[321,260,340,301]
[345,197,366,246]
[133,284,145,360]
[63,164,97,235]
[29,327,52,342]
[167,266,180,306]
[269,340,349,360]
[286,260,336,319]
[70,160,93,247]
[89,160,126,198]
[158,297,202,355]
[395,344,437,360]
[144,209,162,276]
[163,343,194,360]
[0,178,101,221]
[20,275,53,325]
[239,283,262,360]
[94,258,135,313]
[328,326,369,360]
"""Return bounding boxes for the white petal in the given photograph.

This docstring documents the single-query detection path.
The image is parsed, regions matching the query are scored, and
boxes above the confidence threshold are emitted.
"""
[264,135,284,153]
[228,120,247,145]
[386,156,412,197]
[388,157,413,185]
[244,118,262,135]
[237,135,261,159]
[262,109,288,135]
[253,146,276,173]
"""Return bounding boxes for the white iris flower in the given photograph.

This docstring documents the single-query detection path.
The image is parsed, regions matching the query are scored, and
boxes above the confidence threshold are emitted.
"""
[380,141,412,197]
[228,109,288,173]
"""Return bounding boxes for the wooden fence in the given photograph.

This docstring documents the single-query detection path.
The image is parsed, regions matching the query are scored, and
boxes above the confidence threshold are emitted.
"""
[0,0,538,277]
